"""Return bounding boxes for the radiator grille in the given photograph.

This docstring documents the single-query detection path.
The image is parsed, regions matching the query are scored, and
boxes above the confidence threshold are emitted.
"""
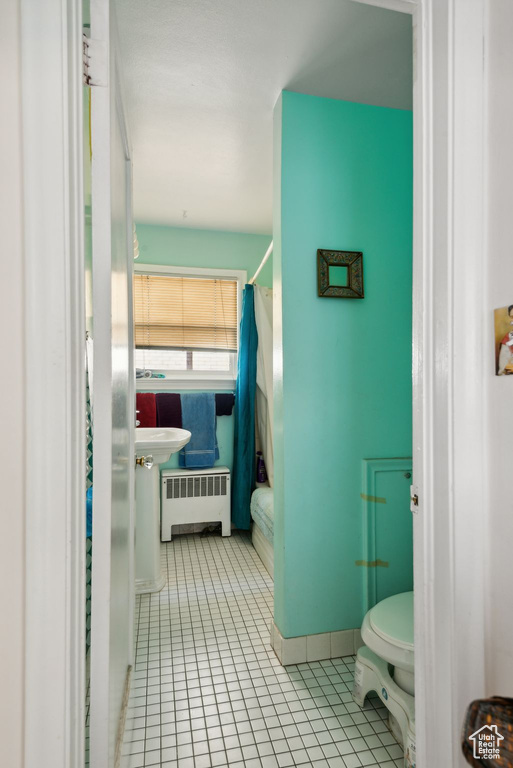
[166,474,228,500]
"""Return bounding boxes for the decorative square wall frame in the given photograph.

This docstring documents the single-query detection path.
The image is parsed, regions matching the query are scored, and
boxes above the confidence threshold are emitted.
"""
[317,249,364,299]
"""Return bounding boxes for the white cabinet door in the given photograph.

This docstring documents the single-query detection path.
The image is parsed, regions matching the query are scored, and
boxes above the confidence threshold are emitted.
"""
[89,1,135,766]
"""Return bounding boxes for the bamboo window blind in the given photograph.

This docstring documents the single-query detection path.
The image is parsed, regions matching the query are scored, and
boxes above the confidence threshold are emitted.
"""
[133,274,238,352]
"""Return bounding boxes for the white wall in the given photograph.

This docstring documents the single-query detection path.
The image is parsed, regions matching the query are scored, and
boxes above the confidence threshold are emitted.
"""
[0,2,25,766]
[485,0,513,695]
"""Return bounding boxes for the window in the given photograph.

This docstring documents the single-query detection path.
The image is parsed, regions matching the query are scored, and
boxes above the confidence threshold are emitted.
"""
[134,265,245,385]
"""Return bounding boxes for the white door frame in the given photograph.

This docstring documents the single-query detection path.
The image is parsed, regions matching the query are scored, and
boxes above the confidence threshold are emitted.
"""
[89,0,136,761]
[17,0,85,767]
[352,0,487,765]
[10,0,488,766]
[0,3,28,766]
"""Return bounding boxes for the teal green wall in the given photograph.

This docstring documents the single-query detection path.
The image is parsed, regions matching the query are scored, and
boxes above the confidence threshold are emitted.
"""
[135,224,273,288]
[274,91,413,638]
[135,224,272,474]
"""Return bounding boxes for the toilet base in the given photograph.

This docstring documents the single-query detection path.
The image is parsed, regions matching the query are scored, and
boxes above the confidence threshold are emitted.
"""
[389,712,403,746]
[353,645,416,768]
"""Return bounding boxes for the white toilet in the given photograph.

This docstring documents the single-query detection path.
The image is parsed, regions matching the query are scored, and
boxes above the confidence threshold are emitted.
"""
[353,591,416,768]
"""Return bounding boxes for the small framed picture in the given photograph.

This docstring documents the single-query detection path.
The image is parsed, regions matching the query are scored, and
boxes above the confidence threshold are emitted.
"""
[494,304,513,375]
[317,249,364,299]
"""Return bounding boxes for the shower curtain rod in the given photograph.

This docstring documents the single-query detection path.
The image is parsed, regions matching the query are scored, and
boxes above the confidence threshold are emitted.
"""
[249,240,273,285]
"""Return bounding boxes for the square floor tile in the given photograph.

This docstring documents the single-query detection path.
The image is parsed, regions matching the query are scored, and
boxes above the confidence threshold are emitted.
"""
[119,534,401,768]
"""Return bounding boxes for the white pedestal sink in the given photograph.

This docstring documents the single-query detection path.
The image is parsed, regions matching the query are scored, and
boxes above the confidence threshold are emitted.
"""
[135,427,191,594]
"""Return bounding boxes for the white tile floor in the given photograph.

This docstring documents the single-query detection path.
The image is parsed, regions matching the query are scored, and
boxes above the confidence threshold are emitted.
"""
[122,532,403,768]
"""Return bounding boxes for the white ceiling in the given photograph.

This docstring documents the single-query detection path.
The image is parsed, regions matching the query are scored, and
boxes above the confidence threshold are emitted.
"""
[115,0,412,234]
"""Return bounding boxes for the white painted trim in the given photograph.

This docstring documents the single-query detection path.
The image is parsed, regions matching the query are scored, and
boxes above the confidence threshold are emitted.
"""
[136,377,236,392]
[20,0,85,767]
[0,3,26,765]
[89,0,136,763]
[134,262,247,284]
[349,0,418,13]
[126,160,136,673]
[354,2,487,766]
[410,2,429,762]
[412,2,487,766]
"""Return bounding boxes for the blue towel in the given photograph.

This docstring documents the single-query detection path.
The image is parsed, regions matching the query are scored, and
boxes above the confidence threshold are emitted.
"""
[179,393,219,469]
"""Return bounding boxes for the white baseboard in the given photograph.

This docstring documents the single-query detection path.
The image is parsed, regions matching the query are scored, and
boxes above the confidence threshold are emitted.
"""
[135,573,166,595]
[270,621,363,666]
[115,665,132,768]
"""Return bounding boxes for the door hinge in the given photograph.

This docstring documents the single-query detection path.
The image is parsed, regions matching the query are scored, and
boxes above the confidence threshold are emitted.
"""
[82,33,108,87]
[410,485,419,513]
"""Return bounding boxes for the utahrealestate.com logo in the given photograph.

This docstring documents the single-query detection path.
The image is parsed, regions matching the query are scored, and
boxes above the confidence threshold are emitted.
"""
[468,725,504,760]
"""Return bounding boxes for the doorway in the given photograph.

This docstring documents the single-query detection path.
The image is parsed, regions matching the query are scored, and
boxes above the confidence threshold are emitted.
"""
[9,1,491,767]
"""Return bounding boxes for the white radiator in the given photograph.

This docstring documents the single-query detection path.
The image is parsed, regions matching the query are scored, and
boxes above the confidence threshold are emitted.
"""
[160,466,231,541]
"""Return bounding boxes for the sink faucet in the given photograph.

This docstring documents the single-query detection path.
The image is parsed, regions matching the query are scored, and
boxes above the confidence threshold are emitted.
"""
[136,409,140,427]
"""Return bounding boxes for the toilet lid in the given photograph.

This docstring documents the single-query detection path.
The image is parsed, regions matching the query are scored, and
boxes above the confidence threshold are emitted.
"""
[369,591,414,651]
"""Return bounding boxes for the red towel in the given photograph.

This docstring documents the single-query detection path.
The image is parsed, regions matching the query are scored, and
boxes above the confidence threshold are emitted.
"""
[136,393,156,427]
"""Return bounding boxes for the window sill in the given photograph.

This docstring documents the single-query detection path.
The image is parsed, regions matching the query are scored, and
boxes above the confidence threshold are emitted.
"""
[136,377,236,392]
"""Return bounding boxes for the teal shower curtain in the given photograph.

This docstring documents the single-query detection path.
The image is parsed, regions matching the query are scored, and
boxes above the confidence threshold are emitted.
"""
[232,284,258,530]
